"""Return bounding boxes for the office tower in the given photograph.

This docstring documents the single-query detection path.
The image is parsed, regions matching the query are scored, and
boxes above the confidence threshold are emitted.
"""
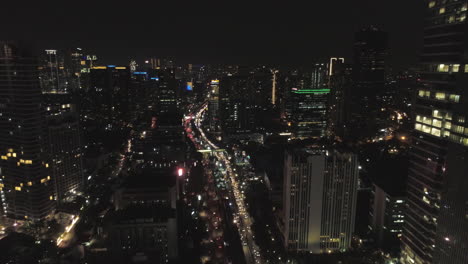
[252,66,274,111]
[401,1,468,264]
[208,79,220,132]
[0,41,55,220]
[285,64,330,139]
[89,65,131,122]
[370,183,405,251]
[219,74,256,135]
[44,93,83,203]
[282,147,359,253]
[150,68,177,114]
[328,58,352,138]
[353,27,387,85]
[350,27,388,139]
[63,47,88,91]
[39,49,68,93]
[271,69,279,106]
[107,167,178,263]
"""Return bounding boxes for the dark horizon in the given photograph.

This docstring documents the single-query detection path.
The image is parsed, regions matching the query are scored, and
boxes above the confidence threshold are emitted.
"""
[1,1,424,69]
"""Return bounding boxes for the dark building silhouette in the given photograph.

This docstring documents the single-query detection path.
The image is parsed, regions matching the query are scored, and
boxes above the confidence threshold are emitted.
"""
[350,27,388,140]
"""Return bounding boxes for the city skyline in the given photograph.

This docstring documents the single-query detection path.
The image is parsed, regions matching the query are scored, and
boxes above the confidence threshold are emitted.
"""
[1,1,467,264]
[1,1,424,69]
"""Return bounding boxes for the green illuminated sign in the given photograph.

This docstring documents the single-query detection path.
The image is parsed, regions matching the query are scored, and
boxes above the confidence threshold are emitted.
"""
[292,89,330,94]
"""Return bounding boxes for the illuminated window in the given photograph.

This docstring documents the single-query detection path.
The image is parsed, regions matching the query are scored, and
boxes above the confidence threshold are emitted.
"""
[1,156,7,160]
[15,187,21,191]
[449,94,460,103]
[462,4,467,11]
[433,110,443,119]
[415,123,422,131]
[432,127,441,137]
[438,64,449,72]
[463,138,468,146]
[460,14,467,22]
[453,125,464,134]
[6,153,11,157]
[45,163,49,168]
[12,153,16,157]
[465,65,468,73]
[435,92,446,100]
[429,1,436,8]
[49,196,54,200]
[0,183,4,188]
[422,125,432,134]
[40,178,47,183]
[444,131,451,137]
[445,122,452,129]
[8,148,13,153]
[27,182,32,186]
[432,119,442,128]
[47,176,51,180]
[418,90,425,97]
[24,160,32,164]
[453,64,460,72]
[423,196,431,204]
[422,116,432,125]
[449,15,455,23]
[439,7,445,14]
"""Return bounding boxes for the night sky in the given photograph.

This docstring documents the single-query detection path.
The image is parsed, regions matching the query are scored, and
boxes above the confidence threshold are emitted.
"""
[1,1,424,69]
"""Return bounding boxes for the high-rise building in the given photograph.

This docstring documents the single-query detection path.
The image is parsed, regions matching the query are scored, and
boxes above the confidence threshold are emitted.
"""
[39,49,68,93]
[89,65,131,122]
[0,41,55,220]
[370,183,405,251]
[150,68,178,115]
[44,93,83,203]
[208,79,220,132]
[350,27,388,140]
[328,58,352,138]
[285,64,330,139]
[219,74,256,135]
[401,1,468,264]
[282,146,359,253]
[107,167,178,263]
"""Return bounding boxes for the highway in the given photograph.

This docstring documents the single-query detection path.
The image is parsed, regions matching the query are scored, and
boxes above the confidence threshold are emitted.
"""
[190,104,263,264]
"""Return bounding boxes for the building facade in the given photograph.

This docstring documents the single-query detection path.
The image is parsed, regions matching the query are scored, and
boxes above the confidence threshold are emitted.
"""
[0,42,55,220]
[401,1,468,264]
[44,93,84,203]
[283,147,358,253]
[370,183,405,250]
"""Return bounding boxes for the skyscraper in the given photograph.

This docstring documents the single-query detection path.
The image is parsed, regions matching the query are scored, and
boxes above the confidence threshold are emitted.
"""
[350,26,388,140]
[401,1,468,264]
[285,64,330,139]
[0,42,55,220]
[282,146,358,253]
[328,58,352,138]
[44,93,83,203]
[89,65,131,122]
[219,74,256,135]
[208,79,220,132]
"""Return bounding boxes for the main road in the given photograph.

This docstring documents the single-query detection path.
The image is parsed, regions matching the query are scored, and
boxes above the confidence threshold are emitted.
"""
[189,104,263,264]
